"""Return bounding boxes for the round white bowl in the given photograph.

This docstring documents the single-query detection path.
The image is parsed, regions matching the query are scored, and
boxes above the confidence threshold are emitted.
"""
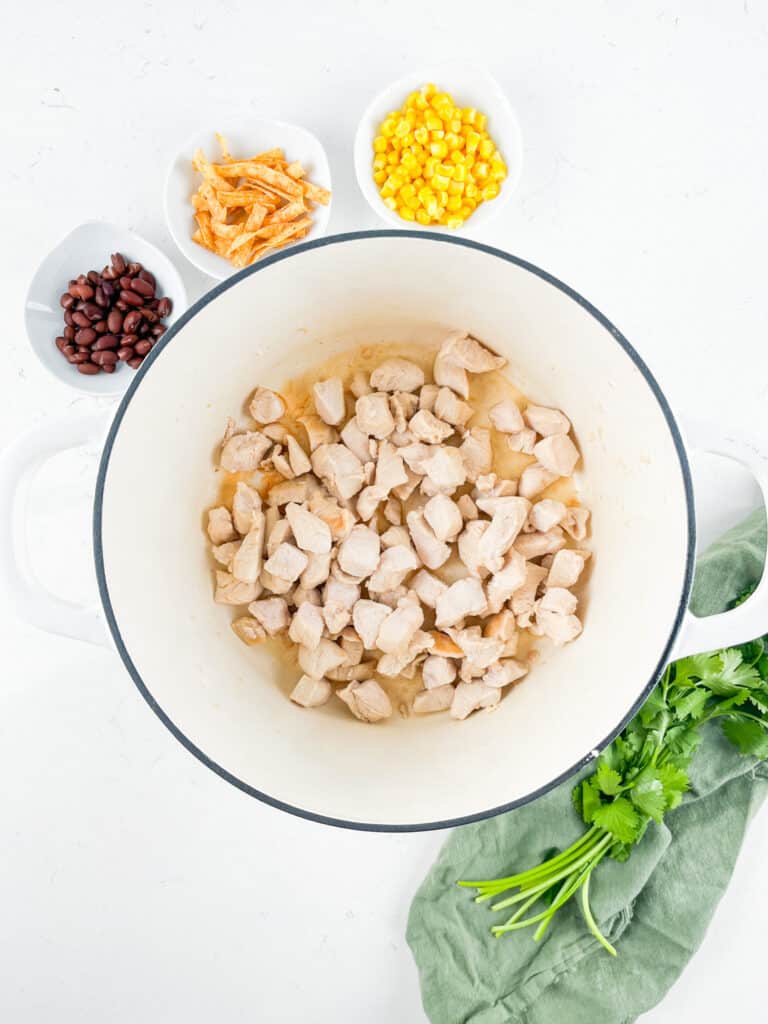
[24,221,187,397]
[354,65,523,232]
[164,120,333,280]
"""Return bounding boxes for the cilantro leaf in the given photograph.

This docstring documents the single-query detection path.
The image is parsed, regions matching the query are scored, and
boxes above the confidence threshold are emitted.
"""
[721,717,768,758]
[670,686,709,721]
[592,798,642,844]
[629,771,666,823]
[657,763,690,810]
[596,762,623,796]
[578,777,603,825]
[748,688,768,715]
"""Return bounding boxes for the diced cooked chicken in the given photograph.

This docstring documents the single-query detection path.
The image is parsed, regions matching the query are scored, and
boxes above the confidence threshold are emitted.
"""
[419,384,439,411]
[483,659,527,687]
[383,496,402,525]
[355,393,395,439]
[299,414,338,452]
[450,626,504,675]
[434,387,473,428]
[457,520,489,579]
[524,404,571,436]
[547,548,588,588]
[285,502,332,554]
[407,509,451,569]
[477,499,530,573]
[393,467,421,501]
[430,630,464,657]
[460,428,493,483]
[337,524,380,578]
[534,434,580,477]
[267,476,313,507]
[410,568,448,609]
[435,578,487,629]
[367,544,420,593]
[330,560,365,586]
[293,585,321,606]
[351,599,391,650]
[375,441,408,493]
[299,555,333,598]
[389,391,419,432]
[264,542,308,582]
[486,549,528,613]
[259,567,294,595]
[214,570,260,605]
[423,493,463,542]
[337,678,392,722]
[323,601,351,634]
[489,399,524,433]
[474,473,517,498]
[248,597,290,635]
[457,494,479,521]
[440,332,507,374]
[311,443,366,501]
[289,601,324,649]
[421,445,467,493]
[249,386,285,424]
[313,378,346,426]
[231,616,266,645]
[422,654,457,689]
[434,351,469,399]
[220,431,272,472]
[413,685,455,713]
[515,527,566,559]
[519,463,557,499]
[561,506,590,541]
[286,435,312,477]
[232,481,262,535]
[263,422,287,443]
[530,498,567,533]
[267,517,292,556]
[377,585,409,609]
[297,640,346,684]
[340,418,374,463]
[212,540,239,569]
[208,506,236,545]
[506,429,537,454]
[340,628,364,665]
[327,661,376,683]
[537,610,583,645]
[290,674,332,707]
[324,577,361,611]
[376,628,434,678]
[371,358,425,393]
[308,492,355,542]
[231,512,266,583]
[450,681,500,719]
[381,524,412,549]
[510,562,548,618]
[409,409,453,444]
[539,587,578,615]
[483,609,519,656]
[355,484,384,521]
[375,596,424,654]
[398,442,434,475]
[349,369,372,398]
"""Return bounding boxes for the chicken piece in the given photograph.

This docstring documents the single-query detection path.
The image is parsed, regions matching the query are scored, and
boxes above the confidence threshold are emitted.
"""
[311,444,366,501]
[540,587,578,615]
[434,388,473,429]
[349,369,372,398]
[330,560,366,586]
[398,442,435,475]
[537,610,583,646]
[383,496,402,526]
[423,493,463,542]
[248,596,290,635]
[324,577,361,610]
[376,627,434,677]
[487,549,528,614]
[410,568,448,609]
[211,540,239,569]
[377,585,409,609]
[450,626,505,675]
[263,422,287,443]
[409,409,453,444]
[267,476,313,507]
[349,599,389,649]
[259,567,294,596]
[534,434,580,477]
[524,404,571,437]
[290,674,332,708]
[286,435,312,477]
[308,492,356,542]
[393,467,421,501]
[376,596,424,654]
[289,601,325,649]
[367,545,420,593]
[313,378,346,426]
[221,416,236,446]
[419,384,439,411]
[380,524,411,549]
[293,584,321,607]
[519,463,558,499]
[285,502,332,554]
[264,542,308,582]
[266,517,292,557]
[214,571,260,605]
[489,399,524,433]
[270,447,294,479]
[431,630,465,657]
[434,350,469,399]
[458,520,490,579]
[460,428,493,483]
[422,654,457,689]
[337,678,392,722]
[506,429,538,454]
[323,602,351,635]
[390,391,419,432]
[450,681,500,719]
[297,638,345,680]
[232,481,262,535]
[421,446,466,493]
[220,431,272,472]
[326,661,376,683]
[355,485,384,521]
[547,548,588,588]
[440,332,507,374]
[339,628,364,666]
[435,578,487,629]
[510,562,548,617]
[483,659,528,688]
[298,414,338,452]
[561,506,590,541]
[530,498,567,533]
[457,494,479,521]
[473,473,518,499]
[407,510,451,569]
[474,494,529,518]
[231,616,266,645]
[249,386,285,424]
[413,685,455,714]
[340,418,375,463]
[337,524,380,578]
[478,501,530,574]
[207,506,236,545]
[375,441,408,493]
[484,609,519,656]
[355,393,395,439]
[232,512,266,583]
[298,552,332,595]
[370,358,425,393]
[515,527,566,559]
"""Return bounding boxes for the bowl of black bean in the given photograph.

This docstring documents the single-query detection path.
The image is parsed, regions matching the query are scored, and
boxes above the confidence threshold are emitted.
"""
[24,221,188,395]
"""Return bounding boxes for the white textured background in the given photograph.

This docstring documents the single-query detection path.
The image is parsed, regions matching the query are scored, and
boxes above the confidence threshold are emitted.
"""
[1,1,767,1020]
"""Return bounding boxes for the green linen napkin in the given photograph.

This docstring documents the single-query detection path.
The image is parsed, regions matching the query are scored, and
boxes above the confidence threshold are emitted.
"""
[407,509,768,1024]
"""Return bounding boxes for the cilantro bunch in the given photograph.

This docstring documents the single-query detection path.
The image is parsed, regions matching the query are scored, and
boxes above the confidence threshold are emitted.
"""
[459,628,768,955]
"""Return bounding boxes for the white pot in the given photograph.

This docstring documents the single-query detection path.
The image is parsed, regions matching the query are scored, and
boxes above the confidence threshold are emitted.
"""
[3,232,768,831]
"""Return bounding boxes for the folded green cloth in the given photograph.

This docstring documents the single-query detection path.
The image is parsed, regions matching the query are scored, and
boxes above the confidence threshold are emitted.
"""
[407,509,768,1024]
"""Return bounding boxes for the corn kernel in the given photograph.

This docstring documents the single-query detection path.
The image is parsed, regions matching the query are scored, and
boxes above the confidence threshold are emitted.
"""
[453,164,467,182]
[418,186,434,205]
[446,195,462,212]
[465,183,478,199]
[406,91,420,107]
[381,184,395,199]
[464,154,475,170]
[373,170,387,185]
[438,189,449,206]
[424,157,438,178]
[449,118,463,134]
[463,198,477,211]
[478,139,494,159]
[459,204,473,218]
[481,183,499,200]
[383,197,398,210]
[437,162,454,176]
[444,132,460,150]
[450,150,464,165]
[414,126,429,145]
[430,129,445,141]
[387,151,399,165]
[465,131,481,154]
[430,173,449,190]
[473,161,489,181]
[404,195,420,210]
[461,107,476,124]
[373,153,387,171]
[399,206,416,221]
[415,209,430,225]
[475,113,487,131]
[423,82,437,98]
[425,114,442,132]
[430,140,448,159]
[413,176,425,189]
[448,179,464,196]
[373,136,388,153]
[415,94,429,110]
[381,118,396,137]
[446,216,464,229]
[425,197,440,218]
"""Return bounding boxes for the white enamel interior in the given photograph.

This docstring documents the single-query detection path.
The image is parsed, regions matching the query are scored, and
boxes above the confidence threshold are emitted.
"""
[98,234,691,828]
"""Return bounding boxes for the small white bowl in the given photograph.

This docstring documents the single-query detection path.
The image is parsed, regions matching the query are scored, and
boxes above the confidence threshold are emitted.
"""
[164,120,333,280]
[354,65,523,233]
[24,221,188,397]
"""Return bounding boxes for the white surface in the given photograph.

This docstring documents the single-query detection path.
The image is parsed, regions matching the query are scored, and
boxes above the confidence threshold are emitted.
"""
[2,1,767,1021]
[164,120,332,279]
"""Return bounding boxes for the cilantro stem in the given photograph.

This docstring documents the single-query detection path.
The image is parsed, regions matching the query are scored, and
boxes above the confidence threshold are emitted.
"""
[580,872,617,956]
[490,834,611,912]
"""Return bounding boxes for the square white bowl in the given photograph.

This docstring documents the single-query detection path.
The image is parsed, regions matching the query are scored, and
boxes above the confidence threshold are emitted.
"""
[354,65,523,232]
[24,221,188,397]
[164,120,333,280]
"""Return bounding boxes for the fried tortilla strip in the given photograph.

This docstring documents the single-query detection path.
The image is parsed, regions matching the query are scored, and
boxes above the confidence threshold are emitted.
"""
[192,149,231,191]
[258,217,312,245]
[216,189,277,208]
[300,179,331,206]
[210,219,248,239]
[216,132,234,162]
[263,198,307,225]
[244,203,269,231]
[194,210,214,249]
[285,161,305,180]
[243,162,304,198]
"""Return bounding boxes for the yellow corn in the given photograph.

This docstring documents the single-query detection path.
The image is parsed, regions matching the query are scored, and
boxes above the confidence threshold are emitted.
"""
[373,136,388,153]
[373,170,387,185]
[415,208,430,225]
[446,195,462,212]
[383,197,398,210]
[478,138,494,159]
[448,179,464,196]
[414,126,429,145]
[475,113,487,131]
[481,183,499,200]
[399,206,416,221]
[429,140,448,159]
[446,216,464,229]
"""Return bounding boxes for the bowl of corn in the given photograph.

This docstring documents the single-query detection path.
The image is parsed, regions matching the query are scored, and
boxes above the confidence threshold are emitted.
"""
[354,65,523,232]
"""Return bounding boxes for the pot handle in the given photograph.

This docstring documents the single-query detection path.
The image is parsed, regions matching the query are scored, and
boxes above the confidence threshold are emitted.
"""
[673,419,768,659]
[0,408,112,646]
